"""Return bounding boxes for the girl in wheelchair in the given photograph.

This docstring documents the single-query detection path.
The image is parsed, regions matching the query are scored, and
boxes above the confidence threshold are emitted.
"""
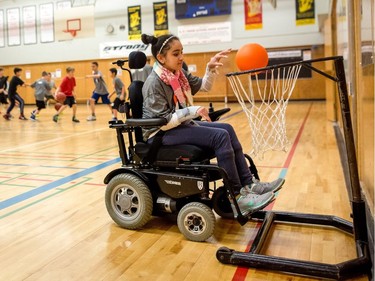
[141,34,285,217]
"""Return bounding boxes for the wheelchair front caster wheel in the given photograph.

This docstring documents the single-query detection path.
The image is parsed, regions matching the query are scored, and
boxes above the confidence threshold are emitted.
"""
[177,202,215,242]
[105,173,153,229]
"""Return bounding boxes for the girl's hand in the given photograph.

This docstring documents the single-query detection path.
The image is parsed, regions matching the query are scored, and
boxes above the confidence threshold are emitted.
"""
[207,49,232,71]
[197,107,211,122]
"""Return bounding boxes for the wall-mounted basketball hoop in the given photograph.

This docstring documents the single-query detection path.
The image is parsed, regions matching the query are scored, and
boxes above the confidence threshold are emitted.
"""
[63,18,81,37]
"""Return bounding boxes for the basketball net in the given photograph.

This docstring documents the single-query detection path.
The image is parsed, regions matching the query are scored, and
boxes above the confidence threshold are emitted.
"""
[228,64,302,158]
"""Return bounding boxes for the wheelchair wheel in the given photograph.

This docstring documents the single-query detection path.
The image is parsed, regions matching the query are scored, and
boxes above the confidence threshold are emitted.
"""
[212,186,234,219]
[177,202,215,242]
[105,173,153,229]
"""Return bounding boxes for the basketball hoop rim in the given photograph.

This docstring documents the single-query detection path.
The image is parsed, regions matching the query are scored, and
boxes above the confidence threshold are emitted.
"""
[226,55,342,77]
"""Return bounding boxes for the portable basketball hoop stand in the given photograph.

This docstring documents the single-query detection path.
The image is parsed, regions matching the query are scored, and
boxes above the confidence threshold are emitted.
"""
[216,56,372,280]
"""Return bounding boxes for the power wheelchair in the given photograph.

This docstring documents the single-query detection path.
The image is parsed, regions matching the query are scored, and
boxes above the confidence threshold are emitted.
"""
[104,51,259,242]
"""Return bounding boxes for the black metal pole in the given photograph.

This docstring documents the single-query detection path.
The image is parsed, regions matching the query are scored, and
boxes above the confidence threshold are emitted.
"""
[334,57,369,245]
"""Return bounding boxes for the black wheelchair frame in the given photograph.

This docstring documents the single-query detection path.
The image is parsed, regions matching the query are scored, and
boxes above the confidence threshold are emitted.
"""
[104,51,251,242]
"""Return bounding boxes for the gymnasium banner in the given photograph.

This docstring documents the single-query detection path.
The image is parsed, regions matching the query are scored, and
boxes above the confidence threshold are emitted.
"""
[244,0,263,30]
[295,0,315,25]
[153,1,168,37]
[99,41,151,58]
[128,5,142,40]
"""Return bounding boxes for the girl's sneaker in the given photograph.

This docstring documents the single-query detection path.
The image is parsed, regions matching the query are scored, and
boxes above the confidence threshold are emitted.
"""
[230,191,275,218]
[241,178,285,195]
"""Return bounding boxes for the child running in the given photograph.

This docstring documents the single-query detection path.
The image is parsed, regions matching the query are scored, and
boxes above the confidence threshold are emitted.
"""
[45,72,57,105]
[3,67,29,121]
[108,68,126,121]
[0,68,9,113]
[30,71,51,121]
[86,62,112,121]
[53,67,80,123]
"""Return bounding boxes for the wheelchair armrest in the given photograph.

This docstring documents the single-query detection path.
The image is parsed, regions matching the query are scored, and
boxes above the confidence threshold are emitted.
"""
[209,108,231,121]
[109,120,125,128]
[125,117,167,127]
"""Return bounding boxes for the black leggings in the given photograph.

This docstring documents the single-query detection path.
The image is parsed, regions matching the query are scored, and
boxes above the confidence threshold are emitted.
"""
[7,93,24,115]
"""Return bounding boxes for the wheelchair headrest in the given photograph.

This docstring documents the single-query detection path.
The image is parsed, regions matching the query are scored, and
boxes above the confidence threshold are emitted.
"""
[128,51,147,70]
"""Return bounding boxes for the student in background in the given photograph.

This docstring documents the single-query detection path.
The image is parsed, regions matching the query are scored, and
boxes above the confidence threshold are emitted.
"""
[86,62,112,121]
[30,71,51,121]
[108,68,126,121]
[0,68,9,113]
[3,67,29,121]
[45,72,57,105]
[53,67,80,123]
[131,57,153,82]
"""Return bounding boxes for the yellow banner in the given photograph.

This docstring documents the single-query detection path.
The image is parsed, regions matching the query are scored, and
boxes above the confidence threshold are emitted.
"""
[153,1,168,37]
[245,0,263,30]
[296,0,315,25]
[128,5,142,40]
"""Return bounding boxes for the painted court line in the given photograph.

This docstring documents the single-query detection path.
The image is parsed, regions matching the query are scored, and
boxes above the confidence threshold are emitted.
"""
[0,127,109,153]
[232,103,313,281]
[0,162,84,170]
[0,157,120,211]
[0,177,92,219]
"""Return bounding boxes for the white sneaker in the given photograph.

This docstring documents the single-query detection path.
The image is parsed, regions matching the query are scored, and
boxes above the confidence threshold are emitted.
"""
[87,115,96,121]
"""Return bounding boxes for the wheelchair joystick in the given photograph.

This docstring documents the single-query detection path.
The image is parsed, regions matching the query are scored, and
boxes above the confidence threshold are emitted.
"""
[209,102,214,113]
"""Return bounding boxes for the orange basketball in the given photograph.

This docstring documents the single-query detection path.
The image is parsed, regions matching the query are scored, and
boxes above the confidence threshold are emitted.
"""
[55,102,63,111]
[55,92,66,103]
[235,43,268,71]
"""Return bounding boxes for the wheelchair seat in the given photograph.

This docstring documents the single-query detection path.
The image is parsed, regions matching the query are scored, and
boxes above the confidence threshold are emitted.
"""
[135,142,214,164]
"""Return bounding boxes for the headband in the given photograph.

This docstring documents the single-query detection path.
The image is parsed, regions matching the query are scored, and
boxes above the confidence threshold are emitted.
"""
[158,36,176,54]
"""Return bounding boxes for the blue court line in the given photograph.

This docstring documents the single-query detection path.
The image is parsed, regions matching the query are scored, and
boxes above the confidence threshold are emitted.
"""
[0,177,92,219]
[0,157,121,211]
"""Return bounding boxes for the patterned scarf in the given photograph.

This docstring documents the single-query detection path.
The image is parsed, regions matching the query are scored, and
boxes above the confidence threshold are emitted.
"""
[153,61,193,108]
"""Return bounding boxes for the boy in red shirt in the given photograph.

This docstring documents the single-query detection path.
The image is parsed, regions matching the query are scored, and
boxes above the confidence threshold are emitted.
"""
[53,67,80,123]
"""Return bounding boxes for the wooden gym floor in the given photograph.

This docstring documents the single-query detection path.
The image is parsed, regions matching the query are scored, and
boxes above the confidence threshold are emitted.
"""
[0,101,369,280]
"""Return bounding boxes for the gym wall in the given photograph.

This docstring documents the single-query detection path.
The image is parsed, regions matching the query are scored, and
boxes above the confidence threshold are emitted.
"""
[1,43,325,105]
[0,0,330,65]
[1,0,329,102]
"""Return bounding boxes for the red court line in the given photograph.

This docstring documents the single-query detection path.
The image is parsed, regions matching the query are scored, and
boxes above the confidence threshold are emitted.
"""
[231,103,313,281]
[69,182,105,186]
[256,165,284,169]
[83,158,113,161]
[282,104,313,169]
[84,183,106,186]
